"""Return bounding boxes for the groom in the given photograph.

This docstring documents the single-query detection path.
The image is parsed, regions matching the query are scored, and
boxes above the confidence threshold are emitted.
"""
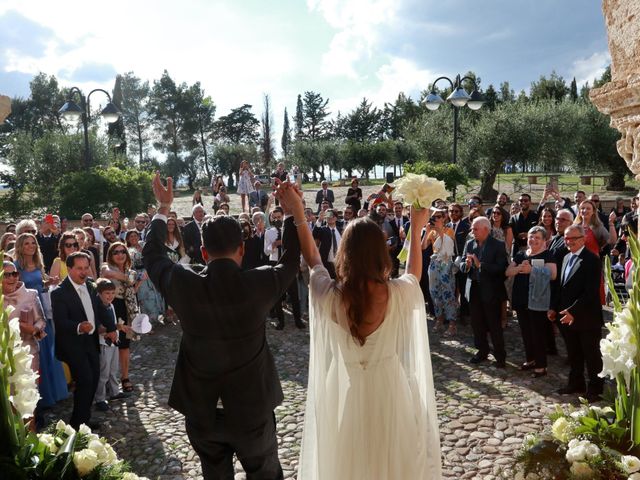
[143,173,301,479]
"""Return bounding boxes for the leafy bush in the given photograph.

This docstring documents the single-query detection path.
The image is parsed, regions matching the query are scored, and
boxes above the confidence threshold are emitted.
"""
[58,167,154,218]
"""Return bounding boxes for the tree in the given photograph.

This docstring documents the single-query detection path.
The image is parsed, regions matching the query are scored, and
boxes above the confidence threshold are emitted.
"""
[119,72,151,166]
[294,94,304,140]
[499,81,515,103]
[341,97,383,143]
[259,94,275,168]
[530,71,569,103]
[281,107,292,160]
[302,91,330,142]
[27,73,66,137]
[213,104,259,145]
[212,143,259,186]
[108,75,127,158]
[484,84,498,111]
[593,65,611,88]
[382,92,421,140]
[181,82,215,188]
[569,77,579,102]
[148,70,191,182]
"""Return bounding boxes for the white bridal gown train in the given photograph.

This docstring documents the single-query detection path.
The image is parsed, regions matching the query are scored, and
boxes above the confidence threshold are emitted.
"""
[298,265,442,480]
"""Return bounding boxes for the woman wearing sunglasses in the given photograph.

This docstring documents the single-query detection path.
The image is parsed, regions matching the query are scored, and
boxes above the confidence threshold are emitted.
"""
[49,232,80,281]
[423,207,459,336]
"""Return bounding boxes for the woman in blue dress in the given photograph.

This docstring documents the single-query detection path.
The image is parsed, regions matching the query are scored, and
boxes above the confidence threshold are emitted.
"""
[13,232,68,408]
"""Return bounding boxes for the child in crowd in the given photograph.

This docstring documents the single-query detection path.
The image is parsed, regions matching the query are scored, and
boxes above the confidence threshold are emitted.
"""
[95,278,127,411]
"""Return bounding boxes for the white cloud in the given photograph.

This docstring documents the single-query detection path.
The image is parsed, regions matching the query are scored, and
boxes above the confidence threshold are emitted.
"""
[309,0,399,79]
[571,50,610,86]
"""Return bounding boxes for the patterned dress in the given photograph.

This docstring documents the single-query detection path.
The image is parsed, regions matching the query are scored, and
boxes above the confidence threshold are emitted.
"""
[129,246,164,322]
[427,229,459,323]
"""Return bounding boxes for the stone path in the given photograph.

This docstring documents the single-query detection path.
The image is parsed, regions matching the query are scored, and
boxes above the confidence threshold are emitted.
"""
[45,313,583,480]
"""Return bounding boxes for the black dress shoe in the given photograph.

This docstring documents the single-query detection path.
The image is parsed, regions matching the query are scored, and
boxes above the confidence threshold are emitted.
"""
[86,420,102,431]
[95,401,109,412]
[270,320,284,330]
[295,320,307,329]
[532,370,547,378]
[495,360,506,368]
[557,385,586,395]
[469,354,488,364]
[520,362,536,371]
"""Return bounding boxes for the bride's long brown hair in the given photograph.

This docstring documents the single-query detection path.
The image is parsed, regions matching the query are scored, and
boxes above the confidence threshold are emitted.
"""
[335,217,392,345]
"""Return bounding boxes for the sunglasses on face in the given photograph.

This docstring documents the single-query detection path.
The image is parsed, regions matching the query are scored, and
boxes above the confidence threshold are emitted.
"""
[432,215,443,220]
[65,242,79,248]
[112,249,127,255]
[3,271,19,278]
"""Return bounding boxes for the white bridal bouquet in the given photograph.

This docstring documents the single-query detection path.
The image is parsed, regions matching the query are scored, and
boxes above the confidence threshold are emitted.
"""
[0,267,147,479]
[394,173,448,210]
[394,173,448,263]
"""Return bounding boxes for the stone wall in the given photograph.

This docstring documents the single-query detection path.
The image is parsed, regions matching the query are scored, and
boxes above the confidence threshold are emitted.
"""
[590,0,640,178]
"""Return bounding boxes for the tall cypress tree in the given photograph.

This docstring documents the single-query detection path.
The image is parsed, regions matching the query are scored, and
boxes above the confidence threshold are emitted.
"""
[281,107,291,159]
[569,77,578,102]
[295,94,304,140]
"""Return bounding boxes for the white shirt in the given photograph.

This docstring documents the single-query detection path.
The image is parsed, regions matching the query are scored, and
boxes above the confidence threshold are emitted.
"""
[69,277,96,335]
[327,227,341,263]
[264,227,282,262]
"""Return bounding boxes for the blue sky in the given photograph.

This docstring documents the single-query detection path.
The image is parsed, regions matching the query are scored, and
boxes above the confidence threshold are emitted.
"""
[0,0,609,132]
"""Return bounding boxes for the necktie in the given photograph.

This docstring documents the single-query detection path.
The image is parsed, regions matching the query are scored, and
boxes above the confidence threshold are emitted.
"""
[77,285,95,332]
[276,228,282,259]
[397,218,401,230]
[331,228,338,256]
[563,254,578,283]
[453,222,458,233]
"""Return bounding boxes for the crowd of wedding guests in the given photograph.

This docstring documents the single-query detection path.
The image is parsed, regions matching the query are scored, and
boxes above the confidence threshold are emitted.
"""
[2,170,638,430]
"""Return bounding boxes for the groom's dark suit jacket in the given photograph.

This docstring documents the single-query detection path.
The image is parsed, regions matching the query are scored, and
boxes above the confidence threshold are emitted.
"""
[143,215,301,429]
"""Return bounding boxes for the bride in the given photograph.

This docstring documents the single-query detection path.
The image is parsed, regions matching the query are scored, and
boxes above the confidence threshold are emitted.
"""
[279,183,442,479]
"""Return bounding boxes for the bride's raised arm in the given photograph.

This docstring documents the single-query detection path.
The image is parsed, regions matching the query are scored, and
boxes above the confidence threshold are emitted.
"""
[405,206,429,280]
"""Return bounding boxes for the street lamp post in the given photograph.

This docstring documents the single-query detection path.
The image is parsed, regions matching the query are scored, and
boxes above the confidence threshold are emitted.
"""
[425,74,484,198]
[58,87,121,171]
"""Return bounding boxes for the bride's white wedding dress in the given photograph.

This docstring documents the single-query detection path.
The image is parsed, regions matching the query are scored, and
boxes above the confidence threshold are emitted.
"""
[298,265,442,480]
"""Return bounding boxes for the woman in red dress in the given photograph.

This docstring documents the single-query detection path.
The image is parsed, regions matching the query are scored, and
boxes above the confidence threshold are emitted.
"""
[574,200,617,304]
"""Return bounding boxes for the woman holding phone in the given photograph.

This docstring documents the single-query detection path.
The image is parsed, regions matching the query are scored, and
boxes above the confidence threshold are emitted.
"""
[505,226,557,377]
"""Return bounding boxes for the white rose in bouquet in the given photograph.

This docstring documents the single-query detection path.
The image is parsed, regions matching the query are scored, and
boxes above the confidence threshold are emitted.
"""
[622,455,640,474]
[566,439,600,463]
[37,433,58,453]
[630,473,640,480]
[570,462,593,478]
[394,173,448,209]
[551,417,574,443]
[73,448,99,476]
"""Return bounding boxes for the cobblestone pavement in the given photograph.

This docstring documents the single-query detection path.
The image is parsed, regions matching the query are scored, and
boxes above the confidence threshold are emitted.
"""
[45,312,586,480]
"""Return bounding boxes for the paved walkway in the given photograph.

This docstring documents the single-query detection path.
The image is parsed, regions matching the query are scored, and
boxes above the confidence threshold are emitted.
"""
[45,313,580,479]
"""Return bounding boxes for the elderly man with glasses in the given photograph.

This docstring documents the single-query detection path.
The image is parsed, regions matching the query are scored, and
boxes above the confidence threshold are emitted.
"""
[548,224,604,402]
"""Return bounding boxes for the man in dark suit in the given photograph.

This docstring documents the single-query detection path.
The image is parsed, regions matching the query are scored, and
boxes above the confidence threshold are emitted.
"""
[37,216,60,274]
[249,180,269,211]
[549,225,604,401]
[389,201,409,277]
[447,203,471,320]
[51,252,117,429]
[460,217,509,367]
[312,209,342,279]
[315,180,334,212]
[182,204,206,265]
[144,174,301,479]
[509,193,539,255]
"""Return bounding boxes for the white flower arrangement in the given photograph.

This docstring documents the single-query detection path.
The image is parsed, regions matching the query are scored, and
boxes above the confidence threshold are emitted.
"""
[394,173,448,209]
[1,273,147,479]
[600,307,638,387]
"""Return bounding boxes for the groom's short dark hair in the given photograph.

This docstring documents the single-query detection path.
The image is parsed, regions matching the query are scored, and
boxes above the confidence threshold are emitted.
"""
[202,216,243,256]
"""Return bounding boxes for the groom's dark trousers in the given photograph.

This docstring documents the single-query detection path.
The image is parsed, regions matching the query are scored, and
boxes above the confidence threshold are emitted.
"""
[144,214,300,479]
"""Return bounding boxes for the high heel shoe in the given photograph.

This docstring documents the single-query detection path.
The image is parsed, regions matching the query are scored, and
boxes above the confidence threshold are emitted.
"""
[444,324,457,337]
[432,319,444,333]
[532,369,547,378]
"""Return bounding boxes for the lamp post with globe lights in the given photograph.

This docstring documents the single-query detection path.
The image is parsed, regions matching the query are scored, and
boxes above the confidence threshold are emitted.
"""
[425,74,484,198]
[58,87,121,171]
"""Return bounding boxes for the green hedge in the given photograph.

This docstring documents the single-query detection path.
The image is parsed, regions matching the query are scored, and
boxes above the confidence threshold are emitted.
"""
[58,167,154,218]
